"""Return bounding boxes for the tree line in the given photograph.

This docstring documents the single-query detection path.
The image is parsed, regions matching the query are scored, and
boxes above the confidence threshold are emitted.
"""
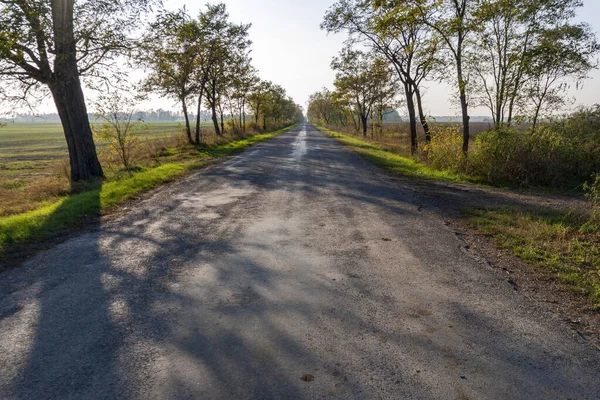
[0,1,302,181]
[309,0,598,155]
[138,4,302,146]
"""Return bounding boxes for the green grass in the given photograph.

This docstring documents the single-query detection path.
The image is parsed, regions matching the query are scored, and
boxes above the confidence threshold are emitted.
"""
[0,122,188,162]
[0,124,295,256]
[318,127,478,184]
[464,207,600,307]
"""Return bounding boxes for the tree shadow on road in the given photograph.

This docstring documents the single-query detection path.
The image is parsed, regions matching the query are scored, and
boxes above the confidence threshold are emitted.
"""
[1,128,598,399]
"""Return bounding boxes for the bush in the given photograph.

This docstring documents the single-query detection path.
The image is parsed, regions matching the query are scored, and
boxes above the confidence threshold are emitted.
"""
[423,125,466,171]
[582,174,600,233]
[424,105,600,188]
[93,94,148,173]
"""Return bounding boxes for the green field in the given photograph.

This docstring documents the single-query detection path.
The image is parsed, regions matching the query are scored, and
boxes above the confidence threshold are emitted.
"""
[0,121,207,217]
[0,122,188,163]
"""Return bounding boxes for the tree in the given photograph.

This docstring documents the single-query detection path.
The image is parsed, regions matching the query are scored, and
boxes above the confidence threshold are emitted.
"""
[471,0,598,129]
[93,93,147,173]
[525,20,598,131]
[0,0,153,181]
[200,5,251,136]
[413,0,479,153]
[139,9,203,145]
[194,3,250,141]
[331,48,394,139]
[323,0,438,151]
[307,88,348,126]
[248,80,272,130]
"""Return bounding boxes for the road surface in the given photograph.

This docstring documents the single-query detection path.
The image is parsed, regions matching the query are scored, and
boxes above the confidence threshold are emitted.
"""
[1,123,599,399]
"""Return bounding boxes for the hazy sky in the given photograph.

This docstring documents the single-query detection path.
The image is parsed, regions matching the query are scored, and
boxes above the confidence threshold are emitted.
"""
[165,0,600,116]
[8,0,599,117]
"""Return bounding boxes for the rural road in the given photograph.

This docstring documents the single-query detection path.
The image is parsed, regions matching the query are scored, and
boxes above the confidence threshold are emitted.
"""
[1,123,599,399]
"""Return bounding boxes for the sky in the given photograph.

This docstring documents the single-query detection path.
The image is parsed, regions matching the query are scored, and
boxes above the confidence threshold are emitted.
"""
[7,0,600,117]
[161,0,600,116]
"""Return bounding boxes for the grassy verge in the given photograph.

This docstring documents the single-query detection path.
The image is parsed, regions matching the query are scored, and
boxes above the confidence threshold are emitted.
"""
[317,127,479,184]
[464,207,600,307]
[0,125,295,256]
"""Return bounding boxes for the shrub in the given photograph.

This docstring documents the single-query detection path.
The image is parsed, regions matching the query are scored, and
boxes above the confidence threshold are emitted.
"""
[93,94,148,173]
[423,125,466,171]
[582,174,600,233]
[465,105,600,187]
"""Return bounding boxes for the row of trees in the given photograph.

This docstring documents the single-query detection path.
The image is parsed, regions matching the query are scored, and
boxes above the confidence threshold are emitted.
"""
[311,0,598,154]
[0,1,301,181]
[308,49,402,146]
[138,4,302,146]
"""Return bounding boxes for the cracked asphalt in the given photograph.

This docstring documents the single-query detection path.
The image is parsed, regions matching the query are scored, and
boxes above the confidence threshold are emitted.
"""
[1,123,599,399]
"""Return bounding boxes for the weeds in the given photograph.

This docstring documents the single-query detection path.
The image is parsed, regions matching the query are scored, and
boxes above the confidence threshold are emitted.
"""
[464,206,600,307]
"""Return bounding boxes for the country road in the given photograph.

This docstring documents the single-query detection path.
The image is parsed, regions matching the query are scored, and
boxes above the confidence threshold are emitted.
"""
[0,123,599,399]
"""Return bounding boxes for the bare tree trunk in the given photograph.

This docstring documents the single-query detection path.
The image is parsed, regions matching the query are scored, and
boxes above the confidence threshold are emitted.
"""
[51,0,103,181]
[531,102,542,134]
[457,59,470,153]
[220,109,225,135]
[211,104,220,136]
[361,114,368,137]
[181,99,193,144]
[414,86,431,144]
[459,89,470,153]
[242,99,246,133]
[195,80,207,144]
[404,83,418,155]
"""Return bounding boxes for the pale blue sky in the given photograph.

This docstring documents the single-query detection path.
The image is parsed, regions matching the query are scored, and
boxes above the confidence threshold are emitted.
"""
[166,0,600,116]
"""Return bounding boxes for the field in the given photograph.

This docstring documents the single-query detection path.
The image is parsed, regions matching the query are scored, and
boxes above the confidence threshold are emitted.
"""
[0,122,201,217]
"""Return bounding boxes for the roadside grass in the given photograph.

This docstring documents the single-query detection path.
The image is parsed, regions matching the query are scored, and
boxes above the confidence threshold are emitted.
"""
[0,124,295,257]
[464,206,600,307]
[0,122,194,217]
[318,127,479,184]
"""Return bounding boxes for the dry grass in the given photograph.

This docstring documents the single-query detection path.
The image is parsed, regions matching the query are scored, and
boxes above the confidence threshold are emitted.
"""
[325,122,494,158]
[0,122,286,218]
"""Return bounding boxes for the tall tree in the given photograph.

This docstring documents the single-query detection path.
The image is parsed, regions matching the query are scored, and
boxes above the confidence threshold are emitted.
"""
[414,0,479,153]
[0,0,154,180]
[525,22,598,131]
[201,5,251,136]
[140,9,203,145]
[323,0,438,151]
[247,80,272,130]
[471,0,598,129]
[331,48,393,139]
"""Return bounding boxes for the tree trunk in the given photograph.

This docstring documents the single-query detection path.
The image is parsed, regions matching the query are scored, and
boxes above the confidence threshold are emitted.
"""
[361,114,368,137]
[414,86,431,144]
[457,59,470,153]
[459,89,470,153]
[195,81,207,144]
[404,83,418,155]
[211,103,220,136]
[220,111,225,135]
[531,103,542,134]
[242,99,246,133]
[181,99,193,144]
[51,0,103,181]
[209,82,221,136]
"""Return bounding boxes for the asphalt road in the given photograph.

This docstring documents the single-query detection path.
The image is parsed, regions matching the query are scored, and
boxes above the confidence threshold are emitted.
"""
[1,123,599,399]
